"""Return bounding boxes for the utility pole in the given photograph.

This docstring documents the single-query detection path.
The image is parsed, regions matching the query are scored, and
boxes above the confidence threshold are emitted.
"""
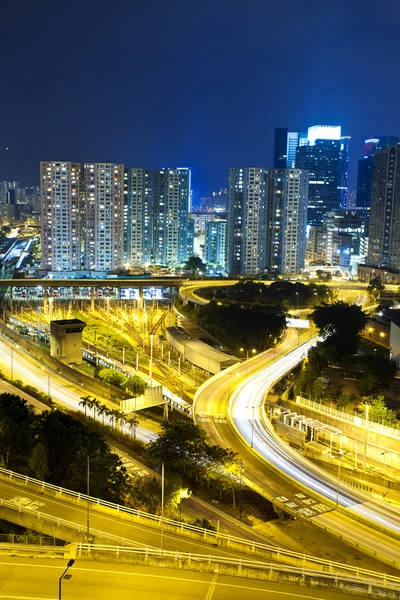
[363,403,369,470]
[161,461,165,551]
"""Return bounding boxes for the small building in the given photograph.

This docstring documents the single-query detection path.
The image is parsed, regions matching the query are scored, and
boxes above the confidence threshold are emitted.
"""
[50,319,86,364]
[165,326,239,374]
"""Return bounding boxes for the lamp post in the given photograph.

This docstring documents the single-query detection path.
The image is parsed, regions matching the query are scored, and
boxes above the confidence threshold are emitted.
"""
[161,461,165,551]
[59,559,75,600]
[363,403,369,470]
[149,334,154,385]
[10,346,13,381]
[86,450,98,540]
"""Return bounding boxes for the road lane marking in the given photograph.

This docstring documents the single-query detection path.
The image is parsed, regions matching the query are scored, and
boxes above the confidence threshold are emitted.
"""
[0,561,358,599]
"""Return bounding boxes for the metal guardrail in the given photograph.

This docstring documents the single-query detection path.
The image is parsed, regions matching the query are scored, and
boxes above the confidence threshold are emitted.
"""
[296,396,400,440]
[0,497,148,548]
[75,544,400,594]
[0,465,398,583]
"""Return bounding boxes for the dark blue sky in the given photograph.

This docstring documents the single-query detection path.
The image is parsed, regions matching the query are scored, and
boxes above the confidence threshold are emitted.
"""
[1,0,399,194]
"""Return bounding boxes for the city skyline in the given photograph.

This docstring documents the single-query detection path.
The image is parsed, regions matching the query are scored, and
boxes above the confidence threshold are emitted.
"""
[2,0,400,194]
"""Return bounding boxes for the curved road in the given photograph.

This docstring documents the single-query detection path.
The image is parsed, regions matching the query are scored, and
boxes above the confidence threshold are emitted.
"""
[194,330,400,567]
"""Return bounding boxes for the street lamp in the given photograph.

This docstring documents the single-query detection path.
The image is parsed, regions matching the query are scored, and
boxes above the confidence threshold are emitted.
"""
[59,559,75,600]
[86,450,99,540]
[246,404,256,448]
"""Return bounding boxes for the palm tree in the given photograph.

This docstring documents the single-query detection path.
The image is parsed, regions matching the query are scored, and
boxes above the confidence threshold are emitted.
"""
[91,398,101,421]
[79,395,91,417]
[97,404,109,426]
[125,415,138,438]
[113,409,124,431]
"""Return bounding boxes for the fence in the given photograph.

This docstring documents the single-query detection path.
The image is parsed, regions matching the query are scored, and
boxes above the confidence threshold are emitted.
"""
[72,543,400,598]
[0,465,398,583]
[296,396,400,440]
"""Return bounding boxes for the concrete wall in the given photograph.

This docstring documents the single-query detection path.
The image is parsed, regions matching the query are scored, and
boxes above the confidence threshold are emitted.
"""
[0,505,85,543]
[280,398,400,464]
[0,323,129,401]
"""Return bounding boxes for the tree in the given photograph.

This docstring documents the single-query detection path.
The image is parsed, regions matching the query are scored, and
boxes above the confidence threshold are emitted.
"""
[97,368,127,388]
[125,375,148,398]
[359,396,398,427]
[97,404,110,426]
[125,415,139,438]
[147,420,236,482]
[184,256,207,277]
[336,391,352,411]
[311,301,368,357]
[368,277,385,299]
[79,395,91,417]
[28,443,49,480]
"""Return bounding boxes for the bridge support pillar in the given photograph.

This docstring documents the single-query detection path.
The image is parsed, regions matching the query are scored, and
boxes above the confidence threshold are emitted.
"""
[43,288,48,313]
[138,287,144,311]
[91,287,95,312]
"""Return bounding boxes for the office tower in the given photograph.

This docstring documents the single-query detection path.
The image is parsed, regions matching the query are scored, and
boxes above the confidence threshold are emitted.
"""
[227,167,268,275]
[266,169,308,274]
[205,218,227,270]
[306,210,367,272]
[356,136,399,209]
[40,161,82,271]
[338,136,350,209]
[273,128,307,169]
[0,181,19,204]
[211,188,228,212]
[296,137,340,224]
[153,168,191,266]
[124,168,152,266]
[367,146,400,271]
[83,163,124,271]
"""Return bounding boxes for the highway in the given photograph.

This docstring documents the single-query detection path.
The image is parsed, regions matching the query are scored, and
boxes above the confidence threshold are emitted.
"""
[0,333,157,443]
[194,331,400,567]
[0,556,368,600]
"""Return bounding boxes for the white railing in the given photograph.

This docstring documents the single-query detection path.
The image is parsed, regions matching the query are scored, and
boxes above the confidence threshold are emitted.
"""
[296,396,400,440]
[76,544,400,591]
[0,497,148,548]
[0,465,397,582]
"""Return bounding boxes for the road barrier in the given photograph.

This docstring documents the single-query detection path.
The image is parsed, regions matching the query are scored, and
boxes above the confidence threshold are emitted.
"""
[296,396,400,441]
[0,465,398,582]
[72,543,400,599]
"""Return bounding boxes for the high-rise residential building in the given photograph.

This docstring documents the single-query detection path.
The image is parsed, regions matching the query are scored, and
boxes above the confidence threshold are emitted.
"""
[124,168,152,266]
[227,167,268,275]
[273,128,307,169]
[83,163,124,271]
[0,181,19,204]
[153,168,191,266]
[296,138,340,224]
[356,136,399,209]
[367,145,400,272]
[266,169,308,274]
[40,161,82,271]
[205,218,227,270]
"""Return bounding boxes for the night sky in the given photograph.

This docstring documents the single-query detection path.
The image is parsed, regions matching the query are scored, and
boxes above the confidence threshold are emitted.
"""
[1,0,400,193]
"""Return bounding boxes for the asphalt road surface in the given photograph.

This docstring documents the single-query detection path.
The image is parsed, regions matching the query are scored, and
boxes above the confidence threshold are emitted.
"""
[193,328,400,568]
[0,556,373,600]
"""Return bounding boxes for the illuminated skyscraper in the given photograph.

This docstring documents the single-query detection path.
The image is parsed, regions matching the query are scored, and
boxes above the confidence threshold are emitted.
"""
[356,136,399,209]
[83,163,124,271]
[124,168,152,266]
[40,161,82,271]
[296,127,341,224]
[227,167,268,275]
[273,128,307,169]
[204,218,227,270]
[266,169,308,274]
[367,145,400,272]
[153,168,191,265]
